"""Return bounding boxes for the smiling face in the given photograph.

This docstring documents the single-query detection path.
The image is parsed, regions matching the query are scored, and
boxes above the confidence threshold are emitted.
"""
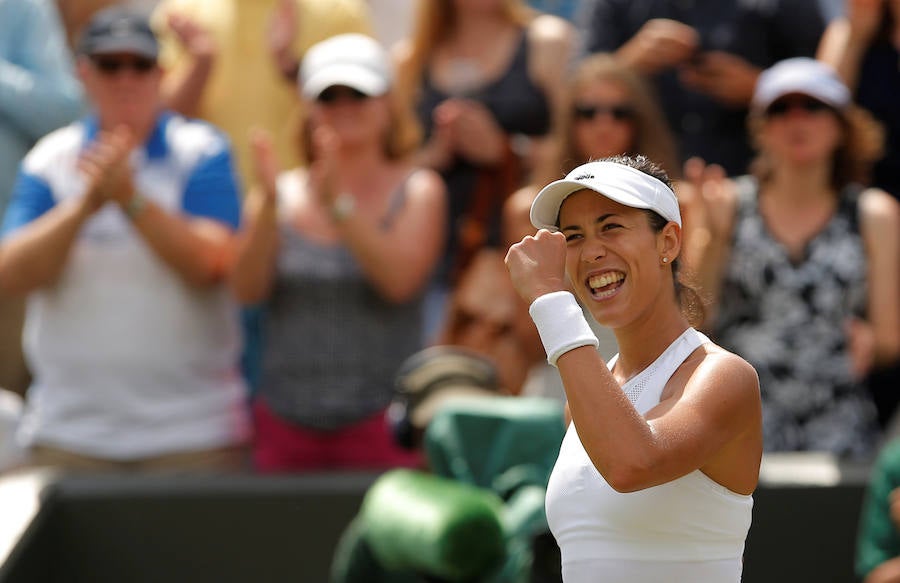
[78,52,162,132]
[758,92,844,168]
[558,189,680,330]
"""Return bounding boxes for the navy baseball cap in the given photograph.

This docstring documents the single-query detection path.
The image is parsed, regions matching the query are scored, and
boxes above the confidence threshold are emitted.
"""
[77,6,159,59]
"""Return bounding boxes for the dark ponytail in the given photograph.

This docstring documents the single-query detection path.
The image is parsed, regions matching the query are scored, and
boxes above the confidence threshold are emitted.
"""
[601,154,706,327]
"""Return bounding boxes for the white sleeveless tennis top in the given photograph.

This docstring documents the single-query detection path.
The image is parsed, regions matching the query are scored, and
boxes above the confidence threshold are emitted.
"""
[544,327,753,583]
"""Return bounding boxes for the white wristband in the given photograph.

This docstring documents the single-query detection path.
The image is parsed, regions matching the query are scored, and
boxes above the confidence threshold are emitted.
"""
[528,291,599,367]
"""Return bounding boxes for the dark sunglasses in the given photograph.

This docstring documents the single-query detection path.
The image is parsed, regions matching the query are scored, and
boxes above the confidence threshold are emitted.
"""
[91,56,157,75]
[573,103,635,122]
[316,86,371,104]
[765,97,831,117]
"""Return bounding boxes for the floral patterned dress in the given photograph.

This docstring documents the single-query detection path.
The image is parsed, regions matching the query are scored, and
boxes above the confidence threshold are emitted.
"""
[711,176,879,458]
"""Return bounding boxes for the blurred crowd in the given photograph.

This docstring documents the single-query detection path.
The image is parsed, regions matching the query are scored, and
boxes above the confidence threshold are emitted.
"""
[0,0,897,487]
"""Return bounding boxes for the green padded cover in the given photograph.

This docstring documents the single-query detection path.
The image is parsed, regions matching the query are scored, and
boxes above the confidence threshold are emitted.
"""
[359,469,506,581]
[423,396,566,496]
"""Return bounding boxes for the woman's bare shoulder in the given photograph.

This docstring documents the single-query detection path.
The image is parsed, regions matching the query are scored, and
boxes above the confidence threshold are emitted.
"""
[859,186,900,231]
[691,341,761,398]
[404,165,447,200]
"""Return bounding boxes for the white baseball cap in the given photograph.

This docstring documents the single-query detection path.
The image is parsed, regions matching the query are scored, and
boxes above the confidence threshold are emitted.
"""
[752,57,850,113]
[299,33,392,100]
[530,160,682,230]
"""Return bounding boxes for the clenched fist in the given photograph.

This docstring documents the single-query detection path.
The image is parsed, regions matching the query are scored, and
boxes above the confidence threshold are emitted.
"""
[504,229,568,305]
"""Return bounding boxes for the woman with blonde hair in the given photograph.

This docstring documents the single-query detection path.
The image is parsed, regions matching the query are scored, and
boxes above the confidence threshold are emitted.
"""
[507,52,680,244]
[395,0,574,339]
[682,57,900,457]
[550,53,678,177]
[231,34,447,472]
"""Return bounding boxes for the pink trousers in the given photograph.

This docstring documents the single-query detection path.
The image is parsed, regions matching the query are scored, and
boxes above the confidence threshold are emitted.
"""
[252,400,423,473]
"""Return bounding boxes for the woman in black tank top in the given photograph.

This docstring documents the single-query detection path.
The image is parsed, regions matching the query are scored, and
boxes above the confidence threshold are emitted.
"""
[395,0,575,340]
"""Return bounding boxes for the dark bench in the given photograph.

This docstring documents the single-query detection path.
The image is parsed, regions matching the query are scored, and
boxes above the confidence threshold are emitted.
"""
[0,454,874,583]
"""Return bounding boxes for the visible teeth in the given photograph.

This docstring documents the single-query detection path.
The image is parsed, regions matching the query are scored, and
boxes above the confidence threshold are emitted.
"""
[589,272,624,290]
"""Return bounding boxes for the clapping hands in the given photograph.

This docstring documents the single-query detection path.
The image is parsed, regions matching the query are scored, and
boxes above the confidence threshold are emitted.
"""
[77,126,136,214]
[308,126,342,208]
[249,128,281,204]
[679,157,734,249]
[429,98,507,167]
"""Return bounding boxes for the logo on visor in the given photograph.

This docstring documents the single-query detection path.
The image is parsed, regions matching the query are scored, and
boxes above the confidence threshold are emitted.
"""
[574,174,594,181]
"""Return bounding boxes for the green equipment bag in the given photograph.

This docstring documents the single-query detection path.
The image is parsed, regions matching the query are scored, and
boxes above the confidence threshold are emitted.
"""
[359,469,507,581]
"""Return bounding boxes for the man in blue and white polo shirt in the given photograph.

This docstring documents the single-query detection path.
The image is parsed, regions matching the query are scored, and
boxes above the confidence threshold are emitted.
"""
[0,6,250,471]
